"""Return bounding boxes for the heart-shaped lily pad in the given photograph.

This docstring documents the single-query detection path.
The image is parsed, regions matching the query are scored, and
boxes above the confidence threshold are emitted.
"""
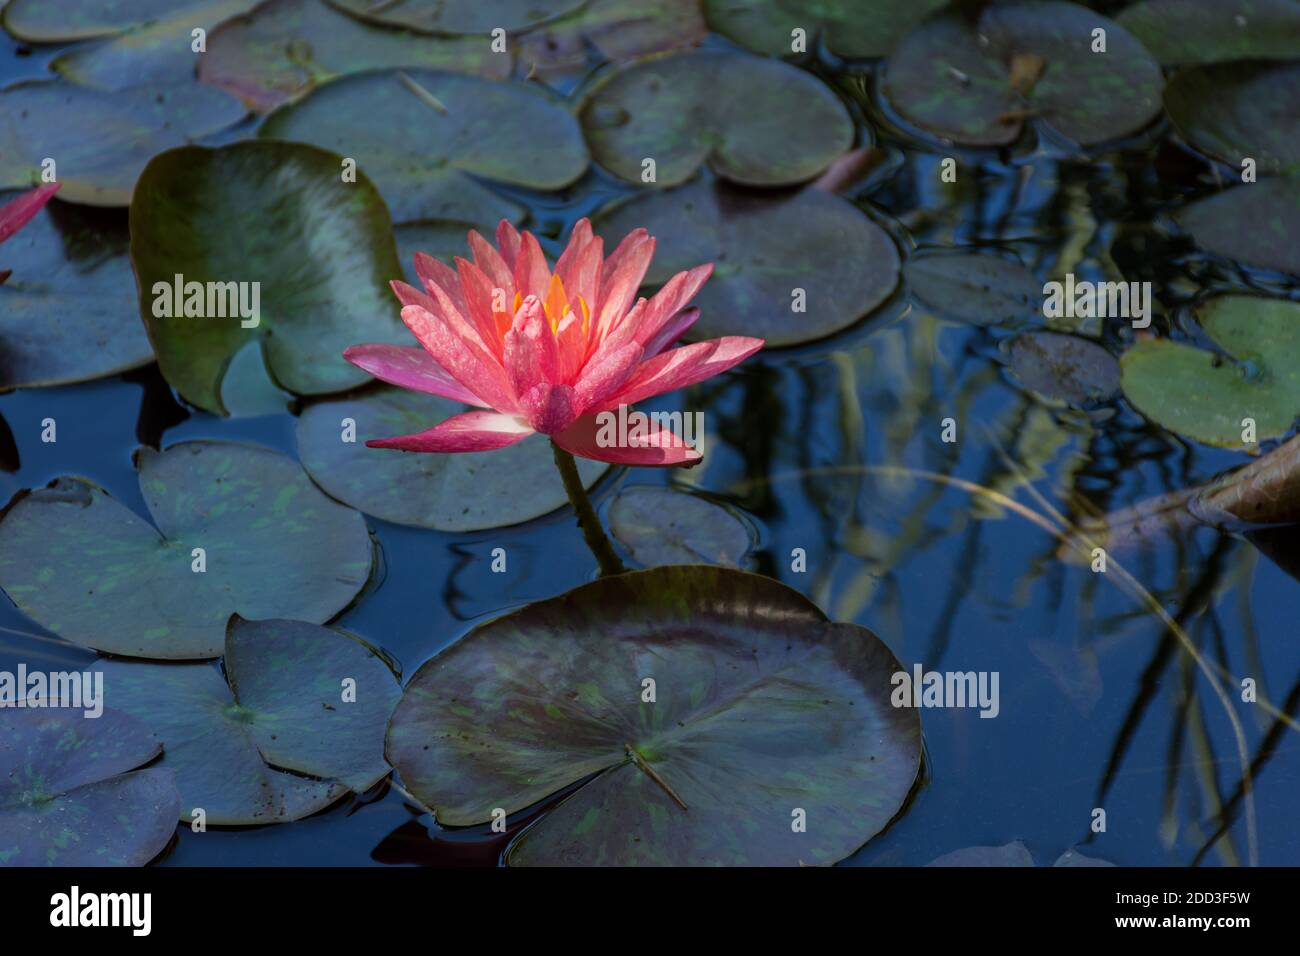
[387,565,921,866]
[579,50,854,188]
[881,2,1164,147]
[1117,0,1300,66]
[1121,296,1300,447]
[130,140,407,415]
[594,180,900,346]
[607,486,756,567]
[0,81,246,207]
[200,0,510,113]
[297,385,607,531]
[0,441,373,659]
[1008,331,1120,405]
[326,0,584,34]
[906,253,1041,325]
[259,69,588,224]
[705,0,948,59]
[517,0,707,77]
[0,708,179,866]
[0,192,154,390]
[1174,178,1300,277]
[1165,61,1300,174]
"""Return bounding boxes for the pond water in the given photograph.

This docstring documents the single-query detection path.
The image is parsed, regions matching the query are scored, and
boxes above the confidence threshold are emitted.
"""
[2,8,1298,867]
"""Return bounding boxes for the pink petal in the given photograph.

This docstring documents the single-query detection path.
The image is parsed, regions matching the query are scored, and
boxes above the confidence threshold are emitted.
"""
[401,305,519,413]
[573,342,643,413]
[520,382,578,434]
[555,219,603,313]
[414,251,468,317]
[501,296,558,398]
[624,264,712,351]
[367,410,533,453]
[552,413,702,467]
[468,228,514,296]
[495,220,522,271]
[343,344,487,407]
[642,306,700,357]
[603,336,765,409]
[513,231,551,300]
[455,256,508,351]
[594,233,655,339]
[0,183,59,245]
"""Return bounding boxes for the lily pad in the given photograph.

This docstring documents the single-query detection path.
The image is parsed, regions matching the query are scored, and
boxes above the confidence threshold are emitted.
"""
[927,841,1035,866]
[130,140,407,415]
[1053,847,1116,866]
[705,0,948,59]
[608,486,755,567]
[0,708,179,866]
[200,0,510,113]
[881,2,1164,147]
[1120,296,1300,448]
[1,0,207,42]
[0,81,246,207]
[386,565,921,866]
[1117,0,1300,66]
[594,180,900,346]
[1165,61,1300,174]
[1008,332,1120,405]
[259,69,588,223]
[579,50,854,188]
[297,386,606,531]
[518,0,707,77]
[0,192,154,390]
[326,0,584,34]
[1174,178,1300,277]
[0,441,373,659]
[905,253,1041,325]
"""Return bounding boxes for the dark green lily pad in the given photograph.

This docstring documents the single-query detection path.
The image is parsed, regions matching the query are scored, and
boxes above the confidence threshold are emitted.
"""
[0,708,179,866]
[0,81,245,207]
[386,565,921,866]
[905,253,1041,325]
[881,2,1164,147]
[1008,332,1120,405]
[593,180,900,346]
[608,486,755,568]
[518,0,707,77]
[297,386,606,531]
[1117,0,1300,66]
[130,140,407,416]
[50,0,262,90]
[0,441,373,659]
[0,193,154,390]
[1,0,203,41]
[927,841,1034,866]
[1175,178,1300,276]
[579,50,854,188]
[259,69,588,223]
[200,0,510,113]
[1121,296,1300,448]
[1165,61,1300,175]
[326,0,584,34]
[705,0,948,59]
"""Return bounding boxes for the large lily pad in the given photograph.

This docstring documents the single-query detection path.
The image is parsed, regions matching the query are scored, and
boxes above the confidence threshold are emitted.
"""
[1,0,205,42]
[905,253,1041,325]
[579,50,854,188]
[594,180,900,346]
[1007,332,1120,405]
[1174,178,1300,277]
[705,0,948,59]
[387,565,921,866]
[130,140,406,415]
[608,486,756,568]
[881,2,1164,147]
[0,708,179,866]
[325,0,584,34]
[0,441,373,659]
[259,69,588,223]
[297,386,606,531]
[200,0,510,113]
[0,81,245,207]
[1121,296,1300,447]
[518,0,707,77]
[1165,61,1300,174]
[1117,0,1300,66]
[0,192,154,390]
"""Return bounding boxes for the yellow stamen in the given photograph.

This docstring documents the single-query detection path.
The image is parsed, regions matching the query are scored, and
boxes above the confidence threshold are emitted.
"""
[578,294,591,338]
[544,274,568,334]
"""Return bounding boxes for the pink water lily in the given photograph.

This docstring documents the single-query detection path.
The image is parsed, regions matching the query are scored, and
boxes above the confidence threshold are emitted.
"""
[0,184,60,284]
[344,219,763,466]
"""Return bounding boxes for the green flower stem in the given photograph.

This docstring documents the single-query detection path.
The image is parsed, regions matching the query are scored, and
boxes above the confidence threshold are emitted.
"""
[551,442,627,577]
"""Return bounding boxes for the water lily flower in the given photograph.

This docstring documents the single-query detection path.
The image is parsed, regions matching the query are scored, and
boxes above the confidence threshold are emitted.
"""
[344,219,763,466]
[0,184,60,284]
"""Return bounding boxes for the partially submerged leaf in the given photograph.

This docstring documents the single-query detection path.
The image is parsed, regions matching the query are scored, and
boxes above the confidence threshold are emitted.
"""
[926,840,1034,866]
[518,0,707,77]
[608,486,755,568]
[704,0,948,59]
[1165,61,1300,174]
[2,0,203,42]
[1117,0,1300,65]
[1175,178,1300,277]
[906,253,1041,325]
[325,0,584,35]
[1008,332,1120,405]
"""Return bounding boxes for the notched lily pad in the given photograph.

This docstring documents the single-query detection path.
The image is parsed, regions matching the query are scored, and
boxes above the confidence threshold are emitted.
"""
[579,50,854,188]
[1174,178,1300,277]
[0,441,373,659]
[1007,331,1120,405]
[1121,296,1300,448]
[386,565,922,866]
[1165,61,1300,175]
[881,2,1163,147]
[608,485,756,568]
[906,253,1041,325]
[130,140,407,415]
[297,386,606,532]
[594,180,901,346]
[0,707,179,866]
[705,0,948,59]
[1117,0,1300,65]
[326,0,584,34]
[518,0,707,77]
[260,69,588,224]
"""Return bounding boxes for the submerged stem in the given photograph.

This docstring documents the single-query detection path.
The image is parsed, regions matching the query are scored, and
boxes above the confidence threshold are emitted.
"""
[551,442,627,577]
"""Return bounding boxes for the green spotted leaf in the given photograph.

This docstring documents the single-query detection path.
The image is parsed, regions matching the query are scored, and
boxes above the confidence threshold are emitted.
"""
[905,253,1041,325]
[518,0,707,77]
[1117,0,1300,66]
[1165,61,1300,175]
[608,486,755,568]
[1008,331,1120,405]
